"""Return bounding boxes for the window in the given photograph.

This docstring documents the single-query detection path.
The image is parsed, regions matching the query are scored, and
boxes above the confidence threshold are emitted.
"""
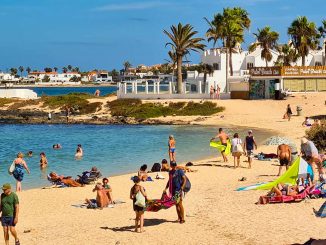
[315,62,322,66]
[247,62,254,69]
[213,63,220,70]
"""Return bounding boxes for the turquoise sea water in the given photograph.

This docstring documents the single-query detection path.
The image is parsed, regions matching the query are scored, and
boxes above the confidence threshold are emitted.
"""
[16,86,117,96]
[0,124,271,189]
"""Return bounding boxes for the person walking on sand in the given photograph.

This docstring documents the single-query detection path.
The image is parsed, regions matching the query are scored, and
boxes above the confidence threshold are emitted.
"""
[244,130,257,169]
[12,153,30,192]
[39,152,48,169]
[231,133,243,168]
[168,135,176,163]
[283,104,292,121]
[130,176,147,233]
[277,144,291,176]
[0,183,20,245]
[163,162,186,224]
[211,128,229,163]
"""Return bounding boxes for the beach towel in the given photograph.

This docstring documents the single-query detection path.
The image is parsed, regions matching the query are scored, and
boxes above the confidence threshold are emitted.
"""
[210,140,231,155]
[146,192,180,212]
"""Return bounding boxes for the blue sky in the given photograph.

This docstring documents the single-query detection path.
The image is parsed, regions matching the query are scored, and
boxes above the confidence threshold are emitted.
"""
[0,0,324,72]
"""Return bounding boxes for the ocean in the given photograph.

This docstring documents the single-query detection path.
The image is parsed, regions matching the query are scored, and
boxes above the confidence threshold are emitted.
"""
[0,124,271,189]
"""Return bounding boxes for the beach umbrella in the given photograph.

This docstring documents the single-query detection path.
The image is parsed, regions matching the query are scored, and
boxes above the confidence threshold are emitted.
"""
[264,136,294,146]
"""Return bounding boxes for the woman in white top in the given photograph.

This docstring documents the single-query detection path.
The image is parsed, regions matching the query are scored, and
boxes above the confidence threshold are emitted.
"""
[231,133,243,168]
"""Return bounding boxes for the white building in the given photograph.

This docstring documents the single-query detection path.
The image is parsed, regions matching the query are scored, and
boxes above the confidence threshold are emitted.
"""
[0,72,19,82]
[28,71,81,83]
[86,70,112,83]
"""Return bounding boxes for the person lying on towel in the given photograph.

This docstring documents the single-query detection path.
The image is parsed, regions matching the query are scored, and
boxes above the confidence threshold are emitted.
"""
[49,172,83,187]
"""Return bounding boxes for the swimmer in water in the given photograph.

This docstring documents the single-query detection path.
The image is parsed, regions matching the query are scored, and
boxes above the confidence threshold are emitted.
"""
[39,152,48,169]
[75,144,83,158]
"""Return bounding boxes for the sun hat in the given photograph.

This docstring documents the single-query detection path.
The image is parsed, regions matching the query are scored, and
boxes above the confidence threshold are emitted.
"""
[2,183,11,190]
[301,137,308,144]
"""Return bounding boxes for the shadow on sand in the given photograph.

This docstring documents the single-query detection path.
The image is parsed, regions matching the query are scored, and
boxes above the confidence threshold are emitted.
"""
[101,218,176,232]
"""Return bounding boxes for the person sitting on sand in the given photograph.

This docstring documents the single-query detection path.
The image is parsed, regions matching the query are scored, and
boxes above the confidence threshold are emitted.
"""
[138,165,148,182]
[75,144,83,158]
[39,152,48,169]
[102,178,114,204]
[49,172,83,187]
[53,144,62,149]
[161,159,170,171]
[277,144,291,176]
[130,176,147,233]
[302,117,312,127]
[168,135,176,163]
[85,183,109,209]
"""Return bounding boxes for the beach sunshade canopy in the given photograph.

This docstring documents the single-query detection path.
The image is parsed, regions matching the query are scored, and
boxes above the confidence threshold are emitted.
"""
[210,140,231,155]
[237,157,313,191]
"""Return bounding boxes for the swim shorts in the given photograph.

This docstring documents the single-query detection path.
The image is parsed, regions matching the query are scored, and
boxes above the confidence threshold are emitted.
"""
[170,148,175,153]
[1,217,15,227]
[221,143,227,153]
[280,158,290,166]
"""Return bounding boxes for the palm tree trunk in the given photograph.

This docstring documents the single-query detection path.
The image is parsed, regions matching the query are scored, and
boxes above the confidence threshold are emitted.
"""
[302,55,305,66]
[229,47,233,76]
[265,60,268,67]
[225,48,229,93]
[177,55,183,94]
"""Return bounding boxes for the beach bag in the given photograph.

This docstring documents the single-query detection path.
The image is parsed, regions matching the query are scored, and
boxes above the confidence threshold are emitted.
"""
[183,176,191,193]
[234,139,244,153]
[135,191,146,208]
[151,163,161,172]
[8,161,15,175]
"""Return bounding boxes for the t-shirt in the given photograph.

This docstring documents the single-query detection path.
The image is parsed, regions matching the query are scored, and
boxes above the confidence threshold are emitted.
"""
[1,192,19,217]
[169,169,185,195]
[231,138,242,152]
[301,141,318,157]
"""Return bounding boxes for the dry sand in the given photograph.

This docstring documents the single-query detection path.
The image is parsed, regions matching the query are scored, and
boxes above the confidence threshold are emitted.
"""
[12,93,326,244]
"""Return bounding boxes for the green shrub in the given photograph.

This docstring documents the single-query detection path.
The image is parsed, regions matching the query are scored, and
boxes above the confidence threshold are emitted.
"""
[79,102,102,114]
[8,99,40,110]
[0,98,17,107]
[42,93,91,109]
[108,99,224,119]
[306,121,326,151]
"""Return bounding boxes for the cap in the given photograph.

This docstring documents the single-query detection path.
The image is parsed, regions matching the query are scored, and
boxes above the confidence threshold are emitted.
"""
[301,137,308,144]
[248,130,253,134]
[2,183,11,190]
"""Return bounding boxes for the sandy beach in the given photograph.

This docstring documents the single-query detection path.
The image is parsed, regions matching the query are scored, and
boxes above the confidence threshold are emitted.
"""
[10,93,326,245]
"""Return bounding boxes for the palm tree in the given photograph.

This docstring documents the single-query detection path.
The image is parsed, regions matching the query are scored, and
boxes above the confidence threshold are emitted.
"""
[62,67,68,73]
[53,67,58,72]
[123,61,131,74]
[318,19,326,65]
[18,66,24,77]
[67,65,72,71]
[275,44,299,66]
[164,23,206,93]
[26,67,31,74]
[198,63,214,92]
[73,67,80,73]
[288,16,319,66]
[249,26,279,67]
[205,8,250,77]
[10,68,18,76]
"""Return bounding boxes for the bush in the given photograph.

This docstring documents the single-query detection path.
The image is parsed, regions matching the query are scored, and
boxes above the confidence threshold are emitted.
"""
[107,99,224,119]
[41,93,92,109]
[79,102,102,114]
[0,98,17,107]
[306,122,326,151]
[8,99,40,110]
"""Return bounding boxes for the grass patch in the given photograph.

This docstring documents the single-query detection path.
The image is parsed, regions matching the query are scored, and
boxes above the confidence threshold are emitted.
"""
[41,93,100,114]
[108,99,224,119]
[0,98,17,107]
[8,99,40,110]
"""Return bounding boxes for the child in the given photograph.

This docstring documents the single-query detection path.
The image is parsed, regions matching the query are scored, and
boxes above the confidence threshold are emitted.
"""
[102,178,114,204]
[168,135,176,163]
[130,176,147,233]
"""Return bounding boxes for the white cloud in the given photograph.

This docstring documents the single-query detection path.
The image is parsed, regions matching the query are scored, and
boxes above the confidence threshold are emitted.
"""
[93,1,170,11]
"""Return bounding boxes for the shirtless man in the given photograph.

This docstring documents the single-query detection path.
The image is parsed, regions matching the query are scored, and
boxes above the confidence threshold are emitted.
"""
[212,128,229,163]
[277,144,291,176]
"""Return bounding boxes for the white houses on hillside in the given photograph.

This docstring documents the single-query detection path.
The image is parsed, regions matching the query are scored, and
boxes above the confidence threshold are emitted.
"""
[28,71,81,83]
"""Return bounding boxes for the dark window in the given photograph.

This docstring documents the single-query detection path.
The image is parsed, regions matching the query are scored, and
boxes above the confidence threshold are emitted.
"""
[315,62,322,66]
[213,63,219,70]
[247,63,254,69]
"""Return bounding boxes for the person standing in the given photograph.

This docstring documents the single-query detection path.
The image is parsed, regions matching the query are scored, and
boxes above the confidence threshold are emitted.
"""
[211,128,229,163]
[209,85,214,99]
[39,152,48,169]
[284,104,292,121]
[0,183,20,245]
[277,144,291,176]
[163,162,186,224]
[75,144,83,158]
[216,84,220,99]
[244,130,257,169]
[130,176,147,233]
[168,135,176,163]
[231,133,243,168]
[12,153,30,192]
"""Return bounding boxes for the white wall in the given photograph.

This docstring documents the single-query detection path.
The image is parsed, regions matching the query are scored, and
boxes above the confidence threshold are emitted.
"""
[0,89,37,99]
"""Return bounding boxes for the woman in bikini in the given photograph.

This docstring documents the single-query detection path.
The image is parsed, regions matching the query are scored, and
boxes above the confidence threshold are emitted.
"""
[168,135,176,163]
[39,152,48,169]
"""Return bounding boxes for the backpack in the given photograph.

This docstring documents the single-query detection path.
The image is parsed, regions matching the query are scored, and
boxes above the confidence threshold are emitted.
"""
[151,163,161,172]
